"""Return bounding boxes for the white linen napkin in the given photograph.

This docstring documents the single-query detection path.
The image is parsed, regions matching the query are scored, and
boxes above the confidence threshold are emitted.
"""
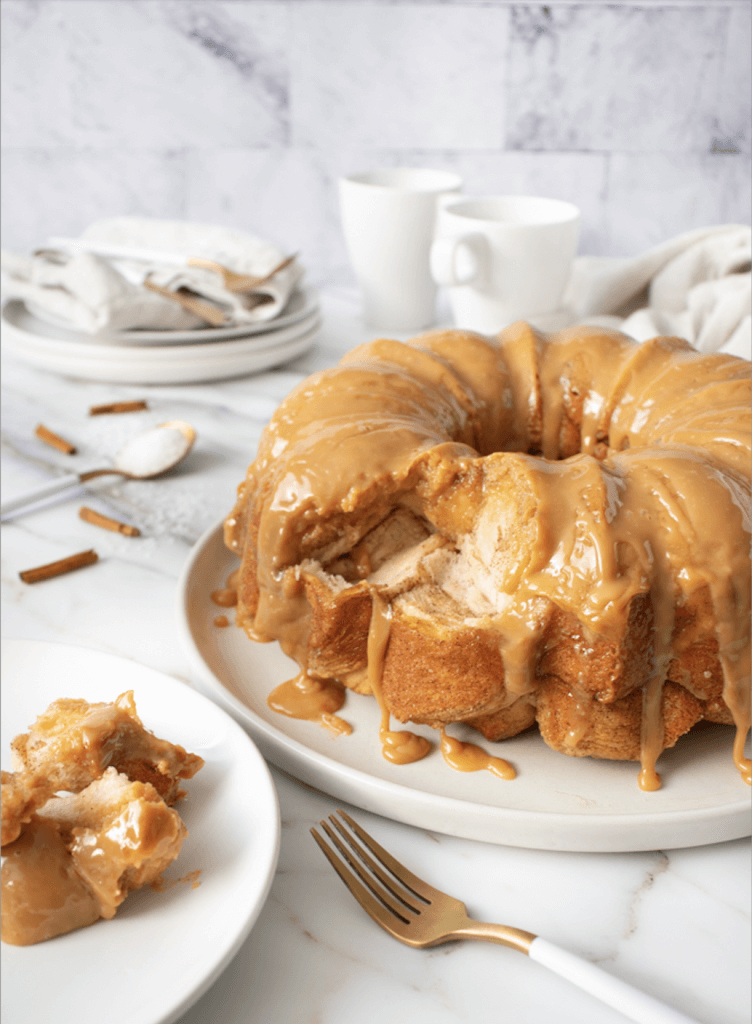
[1,217,304,335]
[563,224,751,359]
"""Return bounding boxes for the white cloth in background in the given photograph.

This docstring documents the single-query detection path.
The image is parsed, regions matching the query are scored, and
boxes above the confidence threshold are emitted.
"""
[2,219,749,356]
[563,224,751,359]
[0,217,304,335]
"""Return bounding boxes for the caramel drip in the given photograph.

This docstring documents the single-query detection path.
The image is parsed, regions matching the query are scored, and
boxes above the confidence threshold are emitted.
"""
[210,570,242,613]
[267,672,352,737]
[537,327,639,460]
[637,574,675,791]
[496,615,541,697]
[637,680,664,792]
[253,572,312,665]
[634,452,750,787]
[733,727,752,786]
[213,615,229,628]
[708,578,751,785]
[439,728,515,780]
[367,594,431,765]
[562,696,591,751]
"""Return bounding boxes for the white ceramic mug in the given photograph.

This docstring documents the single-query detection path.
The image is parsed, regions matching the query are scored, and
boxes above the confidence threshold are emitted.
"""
[430,195,581,334]
[339,168,463,331]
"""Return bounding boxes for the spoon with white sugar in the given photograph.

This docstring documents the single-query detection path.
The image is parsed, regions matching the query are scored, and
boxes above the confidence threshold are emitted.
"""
[0,421,196,519]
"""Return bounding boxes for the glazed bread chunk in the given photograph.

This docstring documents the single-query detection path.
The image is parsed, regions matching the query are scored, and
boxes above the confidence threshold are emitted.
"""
[2,768,187,945]
[10,690,204,805]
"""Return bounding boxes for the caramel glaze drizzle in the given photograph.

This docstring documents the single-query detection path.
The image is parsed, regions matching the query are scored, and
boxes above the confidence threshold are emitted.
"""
[211,569,241,628]
[211,568,241,609]
[267,671,352,737]
[367,595,431,765]
[638,574,675,792]
[211,569,352,735]
[439,728,516,781]
[224,326,752,789]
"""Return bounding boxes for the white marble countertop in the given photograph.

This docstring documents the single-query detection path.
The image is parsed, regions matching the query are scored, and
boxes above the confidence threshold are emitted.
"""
[1,288,750,1024]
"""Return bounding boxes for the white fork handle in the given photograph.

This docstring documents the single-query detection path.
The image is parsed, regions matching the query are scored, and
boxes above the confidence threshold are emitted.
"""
[529,937,699,1024]
[0,473,83,517]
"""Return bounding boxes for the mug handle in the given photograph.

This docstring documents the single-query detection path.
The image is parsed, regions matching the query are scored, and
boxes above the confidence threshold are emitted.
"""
[430,234,485,287]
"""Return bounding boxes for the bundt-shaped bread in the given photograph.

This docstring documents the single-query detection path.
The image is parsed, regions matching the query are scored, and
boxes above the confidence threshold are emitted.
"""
[225,323,751,789]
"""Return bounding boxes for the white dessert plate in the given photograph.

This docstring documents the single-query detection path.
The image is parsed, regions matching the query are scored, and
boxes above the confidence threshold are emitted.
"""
[21,285,319,345]
[1,638,280,1024]
[178,520,752,854]
[1,301,320,385]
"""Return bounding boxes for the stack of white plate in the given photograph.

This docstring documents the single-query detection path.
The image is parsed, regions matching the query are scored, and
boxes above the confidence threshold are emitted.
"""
[0,287,321,385]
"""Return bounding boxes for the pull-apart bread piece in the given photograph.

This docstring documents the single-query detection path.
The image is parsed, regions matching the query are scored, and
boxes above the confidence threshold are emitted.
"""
[1,692,203,945]
[9,689,203,809]
[2,769,186,946]
[224,324,751,789]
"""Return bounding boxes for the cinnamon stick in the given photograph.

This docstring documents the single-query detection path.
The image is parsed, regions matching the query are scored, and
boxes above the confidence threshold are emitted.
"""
[19,549,99,584]
[89,401,149,416]
[79,506,140,537]
[35,424,77,455]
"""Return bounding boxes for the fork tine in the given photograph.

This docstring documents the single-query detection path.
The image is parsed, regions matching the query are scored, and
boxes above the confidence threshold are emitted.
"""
[311,826,407,929]
[329,815,430,913]
[336,810,445,903]
[327,814,426,912]
[318,820,419,921]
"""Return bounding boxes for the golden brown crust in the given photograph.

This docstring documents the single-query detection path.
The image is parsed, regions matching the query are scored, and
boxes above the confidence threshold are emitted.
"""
[535,676,705,761]
[381,611,511,726]
[465,697,538,742]
[303,573,372,692]
[1,770,55,847]
[537,599,653,707]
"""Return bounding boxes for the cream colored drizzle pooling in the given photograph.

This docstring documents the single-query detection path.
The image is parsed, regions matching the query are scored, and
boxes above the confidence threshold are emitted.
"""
[638,573,675,792]
[367,594,431,764]
[267,672,352,737]
[709,578,752,785]
[562,696,591,751]
[211,568,242,610]
[439,728,515,780]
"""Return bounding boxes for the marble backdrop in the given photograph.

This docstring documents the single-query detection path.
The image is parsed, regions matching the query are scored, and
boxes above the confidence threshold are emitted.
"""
[1,0,751,286]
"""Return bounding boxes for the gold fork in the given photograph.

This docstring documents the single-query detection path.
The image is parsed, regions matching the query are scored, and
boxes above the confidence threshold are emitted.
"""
[312,811,698,1024]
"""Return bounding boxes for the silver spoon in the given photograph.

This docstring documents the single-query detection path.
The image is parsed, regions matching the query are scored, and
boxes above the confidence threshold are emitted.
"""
[0,420,196,519]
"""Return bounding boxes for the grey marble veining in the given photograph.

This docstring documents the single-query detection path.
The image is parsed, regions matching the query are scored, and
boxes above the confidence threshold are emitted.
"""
[290,3,508,150]
[2,0,750,282]
[1,0,290,149]
[505,5,738,154]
